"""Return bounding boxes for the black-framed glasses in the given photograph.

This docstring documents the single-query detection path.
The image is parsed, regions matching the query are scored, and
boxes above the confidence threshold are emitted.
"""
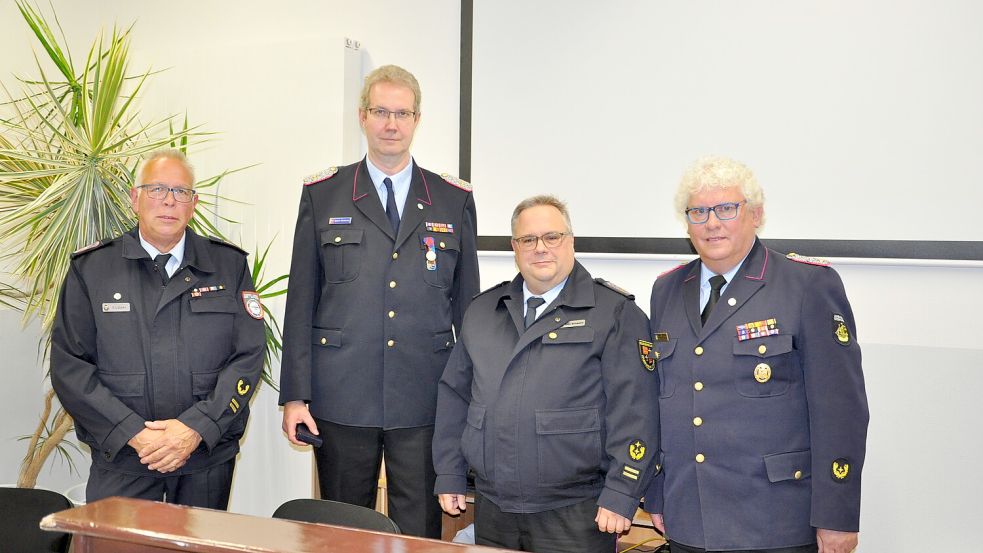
[512,231,571,251]
[365,107,417,121]
[137,184,196,203]
[684,200,747,224]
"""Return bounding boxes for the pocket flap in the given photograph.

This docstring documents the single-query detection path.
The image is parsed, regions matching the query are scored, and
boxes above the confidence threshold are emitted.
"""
[433,330,455,352]
[321,229,364,247]
[192,370,221,395]
[734,334,793,357]
[535,407,600,434]
[99,372,145,398]
[312,328,343,348]
[542,326,594,344]
[189,293,238,314]
[467,403,485,429]
[763,449,812,482]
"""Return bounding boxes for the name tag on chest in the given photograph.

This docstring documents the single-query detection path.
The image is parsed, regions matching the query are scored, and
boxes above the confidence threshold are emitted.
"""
[102,302,131,313]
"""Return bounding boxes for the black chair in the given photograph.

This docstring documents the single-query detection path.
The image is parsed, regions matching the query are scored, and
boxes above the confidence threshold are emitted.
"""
[0,487,74,553]
[272,498,400,534]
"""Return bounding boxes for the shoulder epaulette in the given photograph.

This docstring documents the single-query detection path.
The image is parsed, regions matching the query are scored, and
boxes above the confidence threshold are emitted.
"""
[440,173,472,192]
[473,281,509,300]
[595,278,635,300]
[71,240,110,258]
[208,236,248,255]
[658,263,688,278]
[303,166,339,186]
[786,252,830,267]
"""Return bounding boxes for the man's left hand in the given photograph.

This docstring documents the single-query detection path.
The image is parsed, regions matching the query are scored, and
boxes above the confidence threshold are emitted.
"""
[137,419,202,473]
[595,507,632,534]
[817,528,858,553]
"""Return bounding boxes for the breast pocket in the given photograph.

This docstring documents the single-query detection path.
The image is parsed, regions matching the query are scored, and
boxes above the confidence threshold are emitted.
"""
[535,407,602,487]
[321,229,364,283]
[419,233,459,289]
[653,338,677,398]
[732,334,797,397]
[188,291,237,363]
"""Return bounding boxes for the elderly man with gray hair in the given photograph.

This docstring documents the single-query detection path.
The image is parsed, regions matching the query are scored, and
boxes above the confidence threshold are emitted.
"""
[643,157,869,553]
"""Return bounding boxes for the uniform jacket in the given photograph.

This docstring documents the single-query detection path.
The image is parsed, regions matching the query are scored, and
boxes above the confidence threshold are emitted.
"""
[51,227,266,475]
[643,239,869,550]
[433,261,660,520]
[278,158,479,429]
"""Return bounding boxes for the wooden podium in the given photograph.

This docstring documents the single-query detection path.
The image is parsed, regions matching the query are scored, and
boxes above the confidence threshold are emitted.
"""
[41,497,514,553]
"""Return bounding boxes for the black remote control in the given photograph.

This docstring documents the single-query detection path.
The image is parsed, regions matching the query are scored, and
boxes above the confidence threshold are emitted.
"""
[295,423,323,447]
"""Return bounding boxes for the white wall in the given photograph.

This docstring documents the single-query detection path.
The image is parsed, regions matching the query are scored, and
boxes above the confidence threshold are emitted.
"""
[1,2,980,552]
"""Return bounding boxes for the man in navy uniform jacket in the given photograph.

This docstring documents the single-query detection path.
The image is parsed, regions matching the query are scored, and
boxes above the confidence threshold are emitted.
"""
[643,157,869,553]
[279,64,479,538]
[434,196,659,553]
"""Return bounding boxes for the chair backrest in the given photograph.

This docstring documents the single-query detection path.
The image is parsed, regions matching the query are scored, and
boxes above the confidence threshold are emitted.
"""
[272,498,400,534]
[0,487,74,553]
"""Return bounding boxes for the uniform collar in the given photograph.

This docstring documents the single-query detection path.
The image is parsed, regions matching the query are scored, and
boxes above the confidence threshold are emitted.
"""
[122,226,216,273]
[500,260,596,310]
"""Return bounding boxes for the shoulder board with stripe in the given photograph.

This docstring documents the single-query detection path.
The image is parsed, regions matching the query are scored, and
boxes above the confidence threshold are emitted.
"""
[440,173,472,192]
[71,240,109,258]
[658,263,688,278]
[786,252,830,267]
[303,166,339,186]
[208,236,248,255]
[473,281,509,299]
[595,278,635,300]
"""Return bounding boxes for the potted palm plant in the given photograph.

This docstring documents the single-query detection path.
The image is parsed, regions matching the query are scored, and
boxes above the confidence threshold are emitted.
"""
[0,1,286,488]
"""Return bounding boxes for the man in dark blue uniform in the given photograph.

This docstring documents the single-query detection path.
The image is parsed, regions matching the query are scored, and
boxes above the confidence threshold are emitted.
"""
[279,64,479,538]
[51,150,266,509]
[643,157,869,553]
[434,195,659,553]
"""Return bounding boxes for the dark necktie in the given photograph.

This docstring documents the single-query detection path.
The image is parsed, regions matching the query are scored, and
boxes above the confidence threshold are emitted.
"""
[701,274,727,326]
[383,177,400,233]
[525,297,546,329]
[154,253,172,285]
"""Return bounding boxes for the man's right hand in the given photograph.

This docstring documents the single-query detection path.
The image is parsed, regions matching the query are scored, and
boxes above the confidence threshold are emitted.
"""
[438,493,467,515]
[282,400,319,446]
[649,512,666,535]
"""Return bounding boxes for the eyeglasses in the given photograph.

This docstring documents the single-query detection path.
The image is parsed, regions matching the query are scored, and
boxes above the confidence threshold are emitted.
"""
[365,107,417,121]
[684,200,747,224]
[512,231,571,251]
[137,184,196,203]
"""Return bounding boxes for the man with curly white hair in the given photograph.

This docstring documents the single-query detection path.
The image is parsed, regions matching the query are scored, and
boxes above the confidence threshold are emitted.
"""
[643,157,869,553]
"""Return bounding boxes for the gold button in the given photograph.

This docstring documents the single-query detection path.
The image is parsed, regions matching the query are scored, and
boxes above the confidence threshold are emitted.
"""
[184,276,191,282]
[334,236,342,243]
[758,344,767,355]
[387,339,395,347]
[439,241,446,249]
[388,311,395,318]
[389,280,397,288]
[695,453,705,463]
[694,382,704,391]
[794,470,803,480]
[548,332,558,339]
[693,417,703,427]
[694,346,704,356]
[392,252,398,260]
[320,337,327,345]
[554,316,561,322]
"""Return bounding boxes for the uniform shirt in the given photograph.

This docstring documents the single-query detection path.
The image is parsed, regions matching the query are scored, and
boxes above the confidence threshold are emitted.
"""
[698,249,748,312]
[521,278,567,320]
[644,239,868,550]
[138,231,185,277]
[51,227,266,475]
[434,261,660,520]
[365,156,412,218]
